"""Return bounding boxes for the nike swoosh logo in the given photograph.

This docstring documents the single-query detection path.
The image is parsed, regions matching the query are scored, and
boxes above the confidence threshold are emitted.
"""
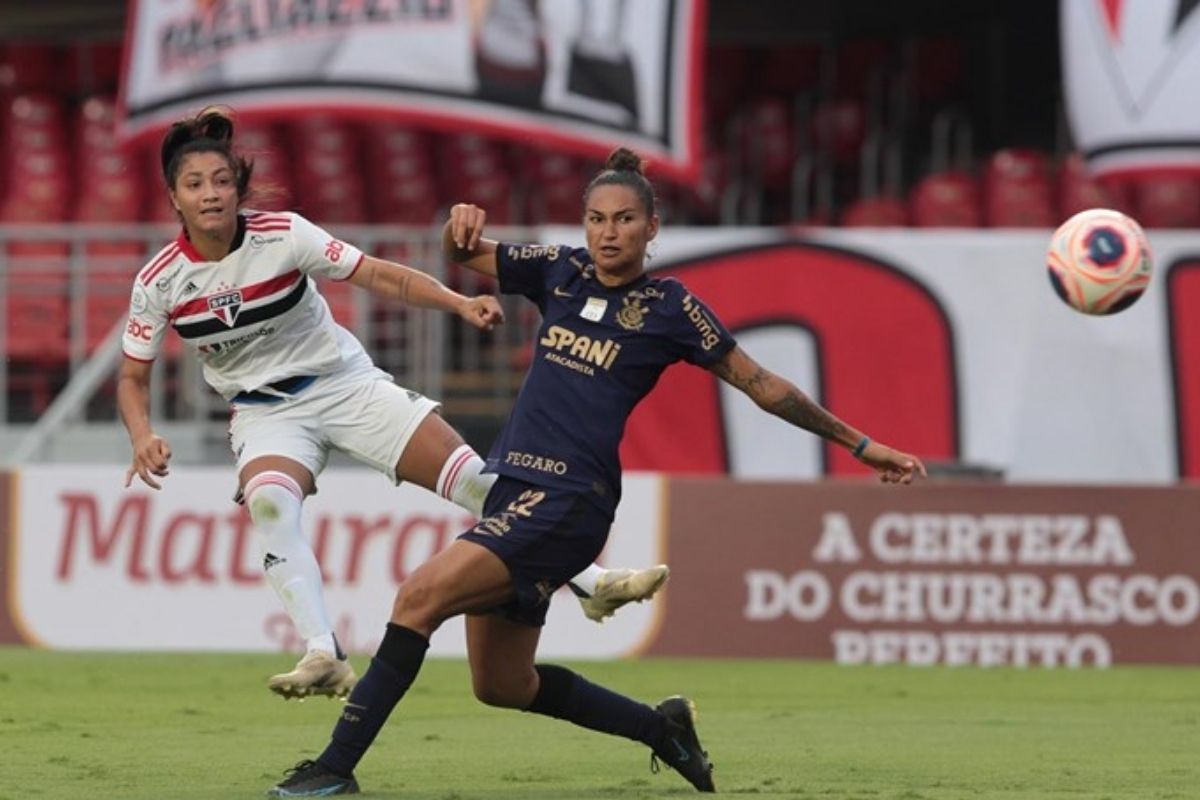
[672,738,690,762]
[553,287,572,298]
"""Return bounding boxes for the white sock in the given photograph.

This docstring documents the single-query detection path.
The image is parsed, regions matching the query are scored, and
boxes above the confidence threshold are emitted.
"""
[435,445,605,595]
[436,444,498,517]
[568,562,606,595]
[245,471,335,655]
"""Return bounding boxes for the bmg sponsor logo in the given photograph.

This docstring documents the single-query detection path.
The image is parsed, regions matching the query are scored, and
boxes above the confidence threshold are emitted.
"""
[681,293,721,351]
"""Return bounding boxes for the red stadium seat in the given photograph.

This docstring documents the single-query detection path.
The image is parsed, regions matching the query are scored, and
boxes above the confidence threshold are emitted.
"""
[456,176,518,226]
[810,98,866,168]
[841,195,909,227]
[4,266,69,362]
[1057,153,1116,218]
[1131,176,1200,229]
[910,170,982,228]
[0,44,60,93]
[85,270,134,354]
[370,176,441,225]
[737,97,797,189]
[983,149,1055,227]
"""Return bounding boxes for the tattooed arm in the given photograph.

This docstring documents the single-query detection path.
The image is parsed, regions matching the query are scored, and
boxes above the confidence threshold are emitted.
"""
[708,346,927,483]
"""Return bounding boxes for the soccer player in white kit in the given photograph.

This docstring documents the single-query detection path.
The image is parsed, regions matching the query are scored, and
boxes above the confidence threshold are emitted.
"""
[117,107,668,699]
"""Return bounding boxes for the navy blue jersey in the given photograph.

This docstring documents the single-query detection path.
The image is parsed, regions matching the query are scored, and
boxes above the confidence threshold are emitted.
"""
[487,243,737,507]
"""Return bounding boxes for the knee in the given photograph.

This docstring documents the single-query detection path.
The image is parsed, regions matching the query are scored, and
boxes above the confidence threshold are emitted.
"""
[391,576,444,632]
[244,472,303,530]
[472,671,536,709]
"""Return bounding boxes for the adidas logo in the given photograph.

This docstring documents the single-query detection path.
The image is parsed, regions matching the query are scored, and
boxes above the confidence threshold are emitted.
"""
[183,280,200,295]
[263,552,287,571]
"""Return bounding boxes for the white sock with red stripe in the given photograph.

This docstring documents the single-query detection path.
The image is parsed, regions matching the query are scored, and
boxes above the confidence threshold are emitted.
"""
[436,444,497,518]
[244,471,336,656]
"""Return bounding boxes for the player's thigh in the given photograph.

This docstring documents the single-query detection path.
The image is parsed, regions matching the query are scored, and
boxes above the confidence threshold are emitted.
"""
[323,378,442,485]
[394,412,468,491]
[392,539,514,634]
[230,406,325,495]
[465,613,541,707]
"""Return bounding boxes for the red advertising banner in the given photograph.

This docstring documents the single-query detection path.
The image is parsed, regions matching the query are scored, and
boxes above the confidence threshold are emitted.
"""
[647,479,1200,666]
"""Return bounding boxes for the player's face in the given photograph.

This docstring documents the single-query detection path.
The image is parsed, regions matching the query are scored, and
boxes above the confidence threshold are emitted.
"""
[170,151,239,239]
[584,184,659,281]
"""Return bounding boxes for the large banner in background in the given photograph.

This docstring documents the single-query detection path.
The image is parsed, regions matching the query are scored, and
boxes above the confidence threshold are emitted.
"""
[119,0,705,180]
[5,469,1200,665]
[2,466,664,658]
[1062,0,1200,176]
[647,480,1200,666]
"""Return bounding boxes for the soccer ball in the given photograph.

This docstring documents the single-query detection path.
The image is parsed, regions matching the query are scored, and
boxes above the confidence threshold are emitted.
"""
[1046,208,1153,315]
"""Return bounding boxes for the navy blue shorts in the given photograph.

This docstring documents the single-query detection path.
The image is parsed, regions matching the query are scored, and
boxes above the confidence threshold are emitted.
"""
[458,476,613,627]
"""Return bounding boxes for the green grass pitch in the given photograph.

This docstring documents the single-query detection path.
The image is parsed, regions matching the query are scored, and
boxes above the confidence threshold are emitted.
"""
[1,647,1197,799]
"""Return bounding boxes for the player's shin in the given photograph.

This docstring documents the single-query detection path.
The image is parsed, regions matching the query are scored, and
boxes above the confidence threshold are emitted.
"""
[318,623,430,777]
[523,664,666,746]
[246,471,335,654]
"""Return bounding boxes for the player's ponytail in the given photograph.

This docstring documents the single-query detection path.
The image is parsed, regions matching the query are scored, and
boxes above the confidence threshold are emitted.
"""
[160,106,254,202]
[585,146,657,217]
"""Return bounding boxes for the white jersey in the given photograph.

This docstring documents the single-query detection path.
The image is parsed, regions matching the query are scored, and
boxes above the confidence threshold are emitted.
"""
[123,211,370,400]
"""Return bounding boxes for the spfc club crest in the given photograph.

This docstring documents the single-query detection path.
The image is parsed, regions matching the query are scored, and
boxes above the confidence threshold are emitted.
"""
[208,289,243,326]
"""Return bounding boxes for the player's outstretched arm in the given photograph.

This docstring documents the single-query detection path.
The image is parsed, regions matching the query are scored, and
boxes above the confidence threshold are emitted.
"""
[347,255,504,332]
[709,346,926,484]
[117,356,173,489]
[442,203,500,276]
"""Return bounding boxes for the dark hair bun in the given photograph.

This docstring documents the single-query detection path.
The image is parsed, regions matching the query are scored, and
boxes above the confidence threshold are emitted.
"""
[160,106,235,180]
[604,147,644,174]
[196,107,234,143]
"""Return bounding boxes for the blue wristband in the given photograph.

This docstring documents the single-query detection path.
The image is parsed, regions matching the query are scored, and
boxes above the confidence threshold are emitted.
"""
[853,436,871,458]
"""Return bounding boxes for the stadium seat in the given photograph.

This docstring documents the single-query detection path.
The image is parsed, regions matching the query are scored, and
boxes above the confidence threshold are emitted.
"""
[1131,175,1200,229]
[841,195,909,227]
[456,175,519,226]
[810,98,866,168]
[371,175,441,225]
[910,170,982,227]
[85,270,135,354]
[0,43,59,93]
[1057,152,1114,218]
[736,97,797,189]
[983,149,1055,227]
[4,267,69,362]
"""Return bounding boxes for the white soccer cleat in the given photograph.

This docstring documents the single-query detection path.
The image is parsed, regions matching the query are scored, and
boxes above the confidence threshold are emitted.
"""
[578,565,670,623]
[268,650,357,700]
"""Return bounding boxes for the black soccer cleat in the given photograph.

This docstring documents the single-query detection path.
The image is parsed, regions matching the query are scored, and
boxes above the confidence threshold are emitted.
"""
[266,759,359,797]
[651,695,716,792]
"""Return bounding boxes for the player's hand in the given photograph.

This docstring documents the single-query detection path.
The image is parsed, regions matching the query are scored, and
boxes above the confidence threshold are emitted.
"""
[448,203,487,251]
[459,295,505,331]
[857,440,926,485]
[125,433,172,490]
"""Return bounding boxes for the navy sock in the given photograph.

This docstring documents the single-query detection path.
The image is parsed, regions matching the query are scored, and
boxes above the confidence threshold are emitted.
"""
[317,623,429,777]
[524,664,666,747]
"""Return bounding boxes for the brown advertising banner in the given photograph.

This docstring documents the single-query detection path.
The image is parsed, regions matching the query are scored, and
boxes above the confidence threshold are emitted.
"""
[647,480,1200,666]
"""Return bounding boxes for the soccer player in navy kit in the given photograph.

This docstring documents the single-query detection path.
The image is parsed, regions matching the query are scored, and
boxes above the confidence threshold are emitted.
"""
[269,148,925,796]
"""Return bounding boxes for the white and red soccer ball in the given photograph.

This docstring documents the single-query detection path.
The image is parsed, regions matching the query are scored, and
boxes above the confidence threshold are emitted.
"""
[1046,208,1153,315]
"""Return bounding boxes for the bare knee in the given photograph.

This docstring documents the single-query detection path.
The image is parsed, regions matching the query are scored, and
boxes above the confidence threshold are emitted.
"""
[391,577,445,635]
[472,670,537,709]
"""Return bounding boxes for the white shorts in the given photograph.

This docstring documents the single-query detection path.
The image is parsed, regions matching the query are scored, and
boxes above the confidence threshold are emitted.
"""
[229,367,439,485]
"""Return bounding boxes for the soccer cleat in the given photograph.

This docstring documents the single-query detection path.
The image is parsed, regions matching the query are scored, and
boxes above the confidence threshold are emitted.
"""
[651,696,716,792]
[266,759,359,796]
[577,565,670,623]
[268,651,357,700]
